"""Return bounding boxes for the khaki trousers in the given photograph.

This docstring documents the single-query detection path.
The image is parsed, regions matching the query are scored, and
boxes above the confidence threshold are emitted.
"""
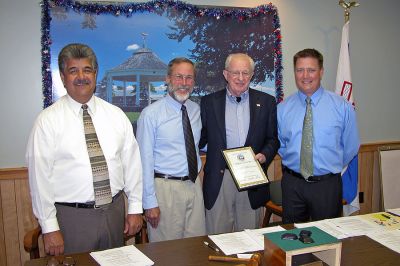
[148,176,206,242]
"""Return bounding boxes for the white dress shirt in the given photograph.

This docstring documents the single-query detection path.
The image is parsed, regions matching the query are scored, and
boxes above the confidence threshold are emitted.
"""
[26,94,143,233]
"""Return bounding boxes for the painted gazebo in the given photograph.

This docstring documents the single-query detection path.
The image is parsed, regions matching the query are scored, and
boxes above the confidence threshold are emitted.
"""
[104,44,167,111]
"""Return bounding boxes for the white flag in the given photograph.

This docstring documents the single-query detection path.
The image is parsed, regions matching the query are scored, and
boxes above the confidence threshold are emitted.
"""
[336,21,359,216]
[336,21,354,104]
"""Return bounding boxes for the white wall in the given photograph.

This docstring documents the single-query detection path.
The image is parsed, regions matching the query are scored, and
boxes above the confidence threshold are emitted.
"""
[1,0,400,167]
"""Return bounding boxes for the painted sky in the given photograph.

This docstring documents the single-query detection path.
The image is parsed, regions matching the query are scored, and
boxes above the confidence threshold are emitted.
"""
[50,7,275,100]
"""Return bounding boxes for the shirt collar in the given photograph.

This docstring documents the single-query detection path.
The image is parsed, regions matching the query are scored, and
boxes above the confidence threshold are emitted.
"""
[297,86,323,106]
[226,86,249,104]
[66,94,96,116]
[165,93,185,112]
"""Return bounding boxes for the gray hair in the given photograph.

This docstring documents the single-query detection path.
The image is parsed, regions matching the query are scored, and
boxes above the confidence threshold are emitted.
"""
[167,57,195,76]
[224,53,255,72]
[58,43,98,73]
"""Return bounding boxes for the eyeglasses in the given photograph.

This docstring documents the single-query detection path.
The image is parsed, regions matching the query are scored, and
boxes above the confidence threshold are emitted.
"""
[225,70,253,79]
[170,74,194,83]
[46,256,76,266]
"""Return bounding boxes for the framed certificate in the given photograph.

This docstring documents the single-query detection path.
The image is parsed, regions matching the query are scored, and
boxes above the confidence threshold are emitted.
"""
[222,147,269,191]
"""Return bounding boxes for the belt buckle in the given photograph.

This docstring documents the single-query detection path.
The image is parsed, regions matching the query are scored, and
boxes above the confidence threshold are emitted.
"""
[306,176,319,183]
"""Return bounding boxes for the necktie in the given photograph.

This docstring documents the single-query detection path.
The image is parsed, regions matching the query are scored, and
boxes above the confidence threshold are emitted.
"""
[300,97,313,178]
[82,104,112,206]
[181,105,198,182]
[236,97,241,103]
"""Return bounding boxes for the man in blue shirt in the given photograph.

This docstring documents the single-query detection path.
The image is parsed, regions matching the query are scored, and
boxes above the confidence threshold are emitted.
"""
[278,48,360,223]
[200,53,279,234]
[136,58,206,242]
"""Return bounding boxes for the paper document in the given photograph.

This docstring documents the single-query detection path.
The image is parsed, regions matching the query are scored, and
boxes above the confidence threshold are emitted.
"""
[243,226,285,247]
[295,220,348,239]
[387,208,400,217]
[90,245,154,266]
[329,216,381,237]
[367,230,400,254]
[359,212,400,230]
[209,226,285,255]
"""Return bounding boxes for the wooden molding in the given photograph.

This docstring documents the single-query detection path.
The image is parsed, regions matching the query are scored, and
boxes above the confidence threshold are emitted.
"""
[0,167,28,180]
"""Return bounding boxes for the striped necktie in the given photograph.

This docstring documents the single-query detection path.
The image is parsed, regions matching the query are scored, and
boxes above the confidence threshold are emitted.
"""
[82,104,112,206]
[300,97,313,178]
[181,105,198,182]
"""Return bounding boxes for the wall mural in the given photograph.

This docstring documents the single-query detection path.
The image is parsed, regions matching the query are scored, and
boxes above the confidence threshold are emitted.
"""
[41,0,282,128]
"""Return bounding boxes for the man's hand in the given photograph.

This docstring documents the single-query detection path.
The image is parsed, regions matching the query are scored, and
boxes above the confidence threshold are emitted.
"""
[43,230,64,256]
[145,207,161,228]
[124,214,143,237]
[255,153,266,164]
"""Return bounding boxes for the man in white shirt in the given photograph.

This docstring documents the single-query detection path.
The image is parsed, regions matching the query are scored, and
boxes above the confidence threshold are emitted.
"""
[26,43,143,255]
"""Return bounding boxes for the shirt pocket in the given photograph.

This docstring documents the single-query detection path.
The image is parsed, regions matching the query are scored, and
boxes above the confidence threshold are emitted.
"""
[315,122,341,149]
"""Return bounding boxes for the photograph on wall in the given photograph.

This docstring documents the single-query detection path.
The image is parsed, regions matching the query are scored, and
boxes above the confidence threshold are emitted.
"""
[41,0,282,129]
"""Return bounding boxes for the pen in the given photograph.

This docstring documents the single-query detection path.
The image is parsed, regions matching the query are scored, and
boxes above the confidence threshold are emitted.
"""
[381,213,391,219]
[204,241,220,252]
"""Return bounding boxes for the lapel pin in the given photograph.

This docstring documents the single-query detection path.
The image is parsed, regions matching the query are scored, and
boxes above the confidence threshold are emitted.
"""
[256,103,261,107]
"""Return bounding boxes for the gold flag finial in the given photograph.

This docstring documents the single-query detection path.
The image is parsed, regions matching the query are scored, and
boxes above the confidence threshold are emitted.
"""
[339,0,360,23]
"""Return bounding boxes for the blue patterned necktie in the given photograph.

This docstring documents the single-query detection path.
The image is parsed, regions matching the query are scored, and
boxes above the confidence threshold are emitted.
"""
[82,104,112,206]
[181,105,198,182]
[300,97,313,178]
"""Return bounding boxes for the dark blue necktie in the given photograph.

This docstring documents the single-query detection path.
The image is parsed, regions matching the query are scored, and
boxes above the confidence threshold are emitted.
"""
[181,105,198,182]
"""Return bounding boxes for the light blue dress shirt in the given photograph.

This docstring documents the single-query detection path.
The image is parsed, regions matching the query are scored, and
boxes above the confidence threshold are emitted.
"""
[225,89,250,149]
[277,87,360,175]
[136,94,202,209]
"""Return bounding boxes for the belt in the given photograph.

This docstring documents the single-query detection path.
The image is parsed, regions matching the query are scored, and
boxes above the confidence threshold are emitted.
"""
[55,190,122,209]
[282,166,339,183]
[154,173,190,181]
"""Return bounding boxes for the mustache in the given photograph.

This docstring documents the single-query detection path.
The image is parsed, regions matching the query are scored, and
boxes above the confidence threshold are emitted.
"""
[168,85,192,92]
[73,79,91,86]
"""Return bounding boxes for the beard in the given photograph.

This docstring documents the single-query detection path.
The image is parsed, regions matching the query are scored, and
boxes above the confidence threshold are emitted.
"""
[168,84,193,103]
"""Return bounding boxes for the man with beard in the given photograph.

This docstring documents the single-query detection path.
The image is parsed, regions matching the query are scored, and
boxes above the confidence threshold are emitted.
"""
[136,57,206,242]
[200,53,279,234]
[26,43,143,255]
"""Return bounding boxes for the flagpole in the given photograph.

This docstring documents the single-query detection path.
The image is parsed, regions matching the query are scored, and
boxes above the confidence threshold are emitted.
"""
[337,1,360,216]
[338,0,360,23]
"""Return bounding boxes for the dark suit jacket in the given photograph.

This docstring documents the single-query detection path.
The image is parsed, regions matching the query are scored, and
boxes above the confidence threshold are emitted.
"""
[200,88,280,210]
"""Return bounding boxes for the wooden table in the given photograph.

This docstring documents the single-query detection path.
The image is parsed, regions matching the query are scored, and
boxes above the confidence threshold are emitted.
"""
[25,234,400,266]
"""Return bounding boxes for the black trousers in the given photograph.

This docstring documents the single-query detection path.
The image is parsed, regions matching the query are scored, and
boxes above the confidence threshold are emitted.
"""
[55,191,125,254]
[281,169,342,224]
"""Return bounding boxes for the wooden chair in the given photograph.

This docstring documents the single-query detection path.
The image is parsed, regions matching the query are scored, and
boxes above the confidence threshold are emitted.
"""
[24,226,42,259]
[24,217,148,260]
[262,180,282,227]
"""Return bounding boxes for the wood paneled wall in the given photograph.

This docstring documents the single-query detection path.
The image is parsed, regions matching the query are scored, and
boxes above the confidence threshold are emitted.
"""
[0,168,38,266]
[1,141,399,266]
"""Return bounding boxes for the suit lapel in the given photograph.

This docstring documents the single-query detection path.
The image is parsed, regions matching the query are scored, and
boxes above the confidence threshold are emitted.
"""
[212,90,227,147]
[245,89,260,146]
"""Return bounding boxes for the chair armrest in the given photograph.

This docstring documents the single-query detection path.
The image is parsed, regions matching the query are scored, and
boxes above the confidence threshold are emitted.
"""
[24,226,42,259]
[266,200,283,215]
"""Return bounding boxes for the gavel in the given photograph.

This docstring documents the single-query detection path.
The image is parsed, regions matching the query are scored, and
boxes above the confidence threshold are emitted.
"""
[208,253,262,266]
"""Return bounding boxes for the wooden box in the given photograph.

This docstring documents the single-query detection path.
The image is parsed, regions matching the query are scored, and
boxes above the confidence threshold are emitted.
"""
[264,227,342,266]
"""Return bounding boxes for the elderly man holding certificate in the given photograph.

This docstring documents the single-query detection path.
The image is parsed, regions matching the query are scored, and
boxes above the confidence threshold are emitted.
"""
[200,53,280,234]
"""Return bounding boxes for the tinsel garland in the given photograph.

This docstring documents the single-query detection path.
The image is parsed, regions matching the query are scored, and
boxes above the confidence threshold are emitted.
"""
[41,0,283,107]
